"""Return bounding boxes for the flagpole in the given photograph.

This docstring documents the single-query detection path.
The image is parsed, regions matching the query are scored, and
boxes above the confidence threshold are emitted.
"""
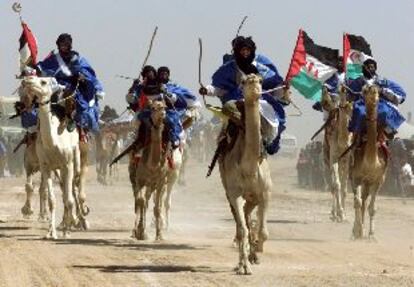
[12,2,23,24]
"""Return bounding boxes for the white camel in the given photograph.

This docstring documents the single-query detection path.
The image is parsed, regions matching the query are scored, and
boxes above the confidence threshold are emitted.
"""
[21,76,82,239]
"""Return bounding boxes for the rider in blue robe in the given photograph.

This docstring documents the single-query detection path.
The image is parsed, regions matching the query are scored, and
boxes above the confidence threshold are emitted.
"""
[36,33,104,132]
[126,66,195,148]
[347,59,406,137]
[200,36,287,155]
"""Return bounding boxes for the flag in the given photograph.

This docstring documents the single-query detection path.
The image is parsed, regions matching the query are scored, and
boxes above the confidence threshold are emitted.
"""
[343,33,372,80]
[286,29,339,101]
[19,22,38,72]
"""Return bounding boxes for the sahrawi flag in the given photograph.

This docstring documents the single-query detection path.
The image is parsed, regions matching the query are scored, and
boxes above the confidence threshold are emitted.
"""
[18,22,38,72]
[286,29,339,101]
[343,33,373,79]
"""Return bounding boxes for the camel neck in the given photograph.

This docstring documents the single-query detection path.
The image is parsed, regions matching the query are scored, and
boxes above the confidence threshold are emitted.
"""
[148,124,164,169]
[38,104,57,148]
[364,101,378,164]
[242,99,261,175]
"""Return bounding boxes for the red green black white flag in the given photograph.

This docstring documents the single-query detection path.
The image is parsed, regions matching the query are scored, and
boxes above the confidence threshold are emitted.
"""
[343,33,372,80]
[286,29,339,101]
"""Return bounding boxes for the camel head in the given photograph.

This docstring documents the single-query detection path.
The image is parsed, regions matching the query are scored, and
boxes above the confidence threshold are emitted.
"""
[21,76,61,105]
[149,100,166,127]
[338,85,353,116]
[321,87,336,112]
[242,74,262,104]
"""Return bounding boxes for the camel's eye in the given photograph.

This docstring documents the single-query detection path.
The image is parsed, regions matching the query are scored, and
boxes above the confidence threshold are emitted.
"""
[40,80,47,86]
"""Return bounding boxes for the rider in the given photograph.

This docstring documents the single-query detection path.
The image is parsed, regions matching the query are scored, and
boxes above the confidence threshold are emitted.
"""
[126,65,185,149]
[199,36,288,155]
[222,35,282,75]
[36,33,105,134]
[347,58,406,139]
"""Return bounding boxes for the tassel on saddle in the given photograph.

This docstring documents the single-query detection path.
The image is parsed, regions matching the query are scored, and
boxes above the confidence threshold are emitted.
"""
[206,121,240,177]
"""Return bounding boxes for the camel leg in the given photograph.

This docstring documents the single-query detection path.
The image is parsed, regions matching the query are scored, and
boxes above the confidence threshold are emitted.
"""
[330,161,342,222]
[44,170,57,240]
[231,195,252,275]
[154,184,166,241]
[21,173,35,218]
[338,157,349,221]
[78,143,89,216]
[164,183,173,230]
[38,176,48,222]
[225,192,239,247]
[61,166,77,238]
[256,191,269,253]
[164,167,179,230]
[361,185,370,226]
[244,201,259,265]
[352,183,364,239]
[134,184,148,240]
[368,185,380,240]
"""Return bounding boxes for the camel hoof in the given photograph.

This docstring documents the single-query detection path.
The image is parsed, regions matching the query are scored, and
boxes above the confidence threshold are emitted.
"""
[21,205,34,217]
[76,217,89,230]
[236,264,252,275]
[134,229,147,241]
[155,234,164,241]
[44,230,58,240]
[37,214,49,222]
[248,253,260,265]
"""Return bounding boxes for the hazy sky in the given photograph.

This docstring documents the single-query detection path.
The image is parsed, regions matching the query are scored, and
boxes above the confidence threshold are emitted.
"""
[1,0,413,146]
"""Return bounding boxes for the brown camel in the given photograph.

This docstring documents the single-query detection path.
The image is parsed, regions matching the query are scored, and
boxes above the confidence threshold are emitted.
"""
[321,86,352,222]
[350,85,387,239]
[129,100,170,241]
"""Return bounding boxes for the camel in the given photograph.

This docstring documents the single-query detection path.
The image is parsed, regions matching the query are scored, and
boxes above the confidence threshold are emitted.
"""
[218,74,276,275]
[130,100,173,241]
[350,85,388,239]
[21,76,85,239]
[321,86,353,222]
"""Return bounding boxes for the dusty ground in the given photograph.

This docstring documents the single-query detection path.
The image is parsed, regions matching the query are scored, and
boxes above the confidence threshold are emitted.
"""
[0,156,414,287]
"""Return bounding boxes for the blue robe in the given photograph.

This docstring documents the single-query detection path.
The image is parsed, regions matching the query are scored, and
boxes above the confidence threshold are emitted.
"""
[129,81,198,147]
[37,50,104,132]
[163,82,200,111]
[21,109,38,130]
[211,59,286,155]
[129,81,199,112]
[347,76,406,134]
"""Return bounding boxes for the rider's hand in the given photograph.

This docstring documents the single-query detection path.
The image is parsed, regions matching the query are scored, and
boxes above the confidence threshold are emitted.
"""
[199,86,208,95]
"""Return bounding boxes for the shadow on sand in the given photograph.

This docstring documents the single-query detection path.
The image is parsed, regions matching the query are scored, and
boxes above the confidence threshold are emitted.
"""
[73,264,222,274]
[0,226,30,231]
[222,218,306,224]
[51,238,210,251]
